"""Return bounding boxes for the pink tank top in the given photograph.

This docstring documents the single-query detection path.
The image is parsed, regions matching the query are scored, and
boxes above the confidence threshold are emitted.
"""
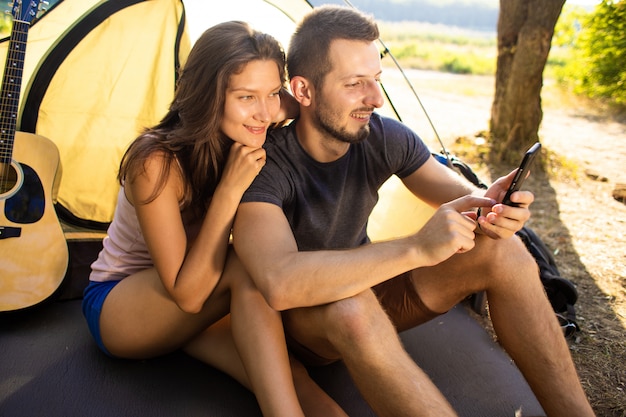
[89,187,152,282]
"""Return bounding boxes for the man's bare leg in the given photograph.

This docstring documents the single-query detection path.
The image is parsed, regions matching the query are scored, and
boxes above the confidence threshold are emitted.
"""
[283,290,457,417]
[408,234,595,417]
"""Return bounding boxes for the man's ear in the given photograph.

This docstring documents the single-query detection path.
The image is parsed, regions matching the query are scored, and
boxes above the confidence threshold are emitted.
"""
[290,76,312,106]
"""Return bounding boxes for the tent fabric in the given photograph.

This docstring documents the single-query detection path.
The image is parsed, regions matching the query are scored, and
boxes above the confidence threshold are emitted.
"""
[2,0,398,228]
[3,0,190,227]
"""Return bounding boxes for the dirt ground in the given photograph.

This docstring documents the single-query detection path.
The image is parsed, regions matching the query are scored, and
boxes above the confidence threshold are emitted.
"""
[382,68,626,416]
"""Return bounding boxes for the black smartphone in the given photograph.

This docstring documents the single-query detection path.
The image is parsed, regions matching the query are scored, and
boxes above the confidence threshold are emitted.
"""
[502,142,541,207]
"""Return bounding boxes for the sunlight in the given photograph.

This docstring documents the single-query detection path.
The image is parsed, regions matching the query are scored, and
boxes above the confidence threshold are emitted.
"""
[183,0,296,46]
[0,376,33,402]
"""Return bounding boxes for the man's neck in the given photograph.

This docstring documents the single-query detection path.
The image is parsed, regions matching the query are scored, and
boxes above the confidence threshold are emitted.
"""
[294,118,350,163]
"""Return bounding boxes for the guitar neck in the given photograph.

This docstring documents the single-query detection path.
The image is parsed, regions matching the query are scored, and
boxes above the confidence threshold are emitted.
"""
[0,19,29,166]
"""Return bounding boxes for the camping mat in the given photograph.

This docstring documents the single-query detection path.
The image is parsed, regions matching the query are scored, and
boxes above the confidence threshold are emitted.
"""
[0,300,545,417]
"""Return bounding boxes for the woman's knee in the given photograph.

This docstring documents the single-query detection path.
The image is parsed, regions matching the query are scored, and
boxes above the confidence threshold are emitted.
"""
[221,248,256,291]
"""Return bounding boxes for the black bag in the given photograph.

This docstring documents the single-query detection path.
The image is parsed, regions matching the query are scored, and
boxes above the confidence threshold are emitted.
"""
[516,226,579,337]
[433,151,580,337]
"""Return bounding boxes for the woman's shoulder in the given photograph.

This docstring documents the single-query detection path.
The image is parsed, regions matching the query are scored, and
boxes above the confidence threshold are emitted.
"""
[125,150,185,204]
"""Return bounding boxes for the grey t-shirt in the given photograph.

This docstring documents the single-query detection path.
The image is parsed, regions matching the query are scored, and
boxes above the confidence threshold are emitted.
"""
[241,113,430,251]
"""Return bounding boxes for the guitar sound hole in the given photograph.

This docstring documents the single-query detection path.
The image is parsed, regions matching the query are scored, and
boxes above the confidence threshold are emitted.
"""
[4,162,45,224]
[0,162,18,195]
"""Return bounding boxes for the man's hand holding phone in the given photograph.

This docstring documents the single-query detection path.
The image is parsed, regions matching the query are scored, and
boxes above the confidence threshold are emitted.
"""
[477,142,540,239]
[502,142,541,207]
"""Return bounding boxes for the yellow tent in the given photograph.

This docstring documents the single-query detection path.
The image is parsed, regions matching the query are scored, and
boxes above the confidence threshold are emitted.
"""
[2,0,190,228]
[3,0,433,236]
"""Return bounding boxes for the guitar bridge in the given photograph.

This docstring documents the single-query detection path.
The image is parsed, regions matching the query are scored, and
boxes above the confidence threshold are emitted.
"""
[0,226,22,239]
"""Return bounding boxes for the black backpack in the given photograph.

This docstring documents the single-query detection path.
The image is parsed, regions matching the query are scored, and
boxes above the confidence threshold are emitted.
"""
[433,152,580,338]
[516,226,579,337]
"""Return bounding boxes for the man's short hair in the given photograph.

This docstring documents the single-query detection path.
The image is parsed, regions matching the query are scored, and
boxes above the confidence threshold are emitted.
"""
[287,5,379,88]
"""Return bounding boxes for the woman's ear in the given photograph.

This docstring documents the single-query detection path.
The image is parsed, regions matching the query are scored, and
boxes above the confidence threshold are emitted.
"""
[290,76,312,106]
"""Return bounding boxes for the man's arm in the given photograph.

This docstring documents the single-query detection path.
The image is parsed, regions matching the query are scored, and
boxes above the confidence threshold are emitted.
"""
[233,196,492,311]
[401,156,481,207]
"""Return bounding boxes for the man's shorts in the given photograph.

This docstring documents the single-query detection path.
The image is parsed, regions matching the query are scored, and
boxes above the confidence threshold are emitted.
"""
[286,270,441,366]
[372,270,440,333]
[82,280,121,357]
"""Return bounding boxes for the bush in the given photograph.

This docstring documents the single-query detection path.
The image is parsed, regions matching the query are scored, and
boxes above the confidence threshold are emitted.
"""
[441,57,472,74]
[0,14,11,37]
[554,0,626,111]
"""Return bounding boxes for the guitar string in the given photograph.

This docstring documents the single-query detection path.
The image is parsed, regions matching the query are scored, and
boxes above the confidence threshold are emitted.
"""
[1,20,29,194]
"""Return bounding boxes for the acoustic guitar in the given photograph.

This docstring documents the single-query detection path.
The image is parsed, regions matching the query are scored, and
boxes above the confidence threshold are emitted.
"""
[0,0,68,311]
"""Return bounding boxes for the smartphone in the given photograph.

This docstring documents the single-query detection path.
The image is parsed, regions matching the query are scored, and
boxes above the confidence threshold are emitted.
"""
[502,142,541,207]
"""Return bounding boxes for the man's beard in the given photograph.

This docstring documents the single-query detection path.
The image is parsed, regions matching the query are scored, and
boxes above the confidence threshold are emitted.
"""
[312,103,371,144]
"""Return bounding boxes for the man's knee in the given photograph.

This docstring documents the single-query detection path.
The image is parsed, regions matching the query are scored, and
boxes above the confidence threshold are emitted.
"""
[282,291,393,364]
[494,233,535,266]
[323,291,394,348]
[478,234,539,284]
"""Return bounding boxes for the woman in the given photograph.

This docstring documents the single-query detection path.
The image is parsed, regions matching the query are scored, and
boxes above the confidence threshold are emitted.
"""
[82,21,344,417]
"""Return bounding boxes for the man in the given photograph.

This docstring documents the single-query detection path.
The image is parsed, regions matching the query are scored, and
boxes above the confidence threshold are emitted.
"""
[233,5,595,417]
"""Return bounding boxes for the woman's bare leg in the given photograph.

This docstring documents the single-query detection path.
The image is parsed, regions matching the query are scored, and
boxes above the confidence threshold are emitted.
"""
[226,253,305,417]
[98,254,345,417]
[185,315,348,417]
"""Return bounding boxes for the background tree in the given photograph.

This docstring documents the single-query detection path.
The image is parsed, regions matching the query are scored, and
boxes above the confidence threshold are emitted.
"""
[490,0,565,166]
[560,0,626,110]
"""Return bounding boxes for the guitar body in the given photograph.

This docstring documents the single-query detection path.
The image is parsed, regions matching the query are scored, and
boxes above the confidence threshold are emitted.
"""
[1,132,68,311]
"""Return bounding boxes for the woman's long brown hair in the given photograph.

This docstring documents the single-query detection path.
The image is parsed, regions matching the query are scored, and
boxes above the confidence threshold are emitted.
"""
[118,21,286,220]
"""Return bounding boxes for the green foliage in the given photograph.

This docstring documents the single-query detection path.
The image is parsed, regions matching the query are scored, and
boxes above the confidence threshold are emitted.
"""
[0,13,11,37]
[379,21,497,75]
[553,0,626,110]
[552,5,588,48]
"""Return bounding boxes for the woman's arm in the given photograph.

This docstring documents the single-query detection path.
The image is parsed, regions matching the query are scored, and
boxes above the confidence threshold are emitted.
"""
[128,144,265,313]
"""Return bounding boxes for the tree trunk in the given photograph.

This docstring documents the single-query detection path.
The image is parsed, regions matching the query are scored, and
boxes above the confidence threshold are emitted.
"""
[490,0,565,166]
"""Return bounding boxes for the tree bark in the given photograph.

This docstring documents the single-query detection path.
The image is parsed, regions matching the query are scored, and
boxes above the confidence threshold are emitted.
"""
[490,0,565,165]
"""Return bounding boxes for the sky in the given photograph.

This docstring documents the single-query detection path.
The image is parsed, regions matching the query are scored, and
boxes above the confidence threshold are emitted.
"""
[183,0,603,44]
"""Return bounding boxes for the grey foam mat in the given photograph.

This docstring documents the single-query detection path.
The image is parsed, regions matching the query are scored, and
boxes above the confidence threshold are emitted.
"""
[0,299,544,417]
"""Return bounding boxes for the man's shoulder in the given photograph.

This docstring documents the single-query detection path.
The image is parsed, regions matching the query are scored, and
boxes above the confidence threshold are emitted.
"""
[262,124,300,170]
[366,113,419,147]
[370,112,409,131]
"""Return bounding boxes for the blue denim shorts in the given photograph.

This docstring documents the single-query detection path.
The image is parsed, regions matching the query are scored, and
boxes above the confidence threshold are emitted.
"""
[82,280,121,357]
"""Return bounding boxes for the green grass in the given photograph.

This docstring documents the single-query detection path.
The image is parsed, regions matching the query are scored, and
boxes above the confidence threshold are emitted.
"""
[378,21,497,75]
[378,20,573,80]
